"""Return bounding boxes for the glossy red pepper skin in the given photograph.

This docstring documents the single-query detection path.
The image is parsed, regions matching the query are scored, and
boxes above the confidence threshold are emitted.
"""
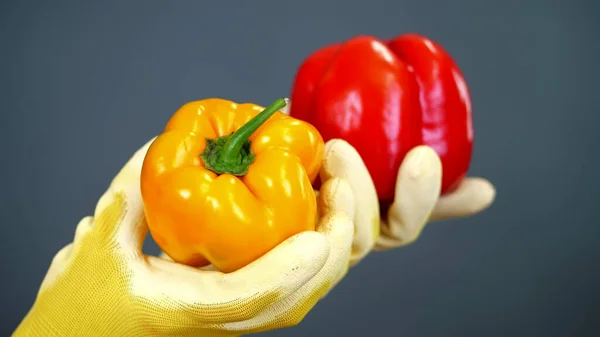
[290,34,473,202]
[387,34,473,195]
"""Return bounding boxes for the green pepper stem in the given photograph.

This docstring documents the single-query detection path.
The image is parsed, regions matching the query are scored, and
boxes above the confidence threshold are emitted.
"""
[219,98,288,164]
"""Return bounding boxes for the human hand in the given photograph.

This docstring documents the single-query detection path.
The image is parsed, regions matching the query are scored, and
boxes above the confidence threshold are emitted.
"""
[13,138,355,337]
[280,102,496,265]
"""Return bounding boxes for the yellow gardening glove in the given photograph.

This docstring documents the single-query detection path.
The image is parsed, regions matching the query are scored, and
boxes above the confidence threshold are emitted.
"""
[12,138,355,337]
[320,139,496,264]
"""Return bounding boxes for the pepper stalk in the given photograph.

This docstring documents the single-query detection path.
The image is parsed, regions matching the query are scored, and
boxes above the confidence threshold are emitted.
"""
[200,98,289,176]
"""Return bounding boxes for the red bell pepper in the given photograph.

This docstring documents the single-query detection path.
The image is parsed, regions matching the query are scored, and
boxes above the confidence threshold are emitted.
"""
[290,33,473,203]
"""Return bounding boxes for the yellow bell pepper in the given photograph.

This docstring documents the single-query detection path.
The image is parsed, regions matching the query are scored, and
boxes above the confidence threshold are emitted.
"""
[141,98,324,273]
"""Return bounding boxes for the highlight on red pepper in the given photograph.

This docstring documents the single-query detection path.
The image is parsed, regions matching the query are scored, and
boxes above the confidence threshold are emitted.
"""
[290,33,473,204]
[140,98,324,273]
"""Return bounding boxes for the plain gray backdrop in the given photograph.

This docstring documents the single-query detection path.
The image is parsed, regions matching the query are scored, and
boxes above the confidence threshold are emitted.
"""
[1,0,599,336]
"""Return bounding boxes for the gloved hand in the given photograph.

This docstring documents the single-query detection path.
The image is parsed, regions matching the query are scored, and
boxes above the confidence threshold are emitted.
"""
[12,138,355,337]
[280,102,496,265]
[320,140,496,264]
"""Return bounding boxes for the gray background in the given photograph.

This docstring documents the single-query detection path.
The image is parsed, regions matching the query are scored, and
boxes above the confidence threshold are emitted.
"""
[1,0,599,336]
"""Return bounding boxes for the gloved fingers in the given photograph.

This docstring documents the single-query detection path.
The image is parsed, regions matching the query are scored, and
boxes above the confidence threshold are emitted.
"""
[320,139,380,266]
[139,230,330,324]
[317,177,355,220]
[91,138,156,255]
[429,177,496,221]
[314,177,355,291]
[222,204,354,333]
[138,179,350,330]
[375,146,442,250]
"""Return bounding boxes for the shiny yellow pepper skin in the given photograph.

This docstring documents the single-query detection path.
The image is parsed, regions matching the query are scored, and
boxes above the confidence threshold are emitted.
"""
[141,98,324,273]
